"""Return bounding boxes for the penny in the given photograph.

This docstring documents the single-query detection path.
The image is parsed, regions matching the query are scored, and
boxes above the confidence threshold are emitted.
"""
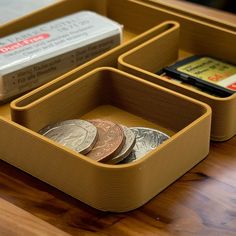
[86,119,125,162]
[120,127,169,163]
[39,119,98,154]
[106,125,136,164]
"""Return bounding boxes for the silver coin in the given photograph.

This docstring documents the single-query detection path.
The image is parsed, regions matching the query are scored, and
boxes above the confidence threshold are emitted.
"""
[120,127,170,164]
[39,119,98,154]
[106,125,136,164]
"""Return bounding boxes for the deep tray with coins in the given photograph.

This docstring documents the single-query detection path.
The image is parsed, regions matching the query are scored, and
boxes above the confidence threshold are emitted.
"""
[0,67,211,212]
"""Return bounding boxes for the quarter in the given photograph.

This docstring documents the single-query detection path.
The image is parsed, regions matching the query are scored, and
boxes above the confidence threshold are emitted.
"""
[120,127,170,163]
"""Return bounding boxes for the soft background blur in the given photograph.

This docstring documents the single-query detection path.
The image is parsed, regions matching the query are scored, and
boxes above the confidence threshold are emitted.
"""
[184,0,236,13]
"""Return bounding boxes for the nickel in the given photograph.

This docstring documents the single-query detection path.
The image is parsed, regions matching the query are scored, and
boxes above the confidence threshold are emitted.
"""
[120,127,169,163]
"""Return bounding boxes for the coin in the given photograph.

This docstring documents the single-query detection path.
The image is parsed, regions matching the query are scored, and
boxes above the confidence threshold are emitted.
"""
[106,125,136,164]
[39,119,98,154]
[120,127,170,163]
[86,119,125,162]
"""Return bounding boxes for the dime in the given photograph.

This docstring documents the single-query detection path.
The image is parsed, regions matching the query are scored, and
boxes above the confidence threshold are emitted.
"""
[39,119,98,154]
[86,119,125,162]
[106,125,136,164]
[120,127,170,164]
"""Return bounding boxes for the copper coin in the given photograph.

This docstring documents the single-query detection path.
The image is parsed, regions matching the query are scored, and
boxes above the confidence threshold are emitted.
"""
[106,125,136,164]
[39,119,98,154]
[86,119,125,162]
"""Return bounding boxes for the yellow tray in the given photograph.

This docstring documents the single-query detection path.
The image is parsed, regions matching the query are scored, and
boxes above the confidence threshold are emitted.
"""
[118,20,236,141]
[0,68,211,212]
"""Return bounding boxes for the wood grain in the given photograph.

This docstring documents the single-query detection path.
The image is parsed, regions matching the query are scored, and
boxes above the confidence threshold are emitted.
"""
[0,198,70,236]
[0,137,236,235]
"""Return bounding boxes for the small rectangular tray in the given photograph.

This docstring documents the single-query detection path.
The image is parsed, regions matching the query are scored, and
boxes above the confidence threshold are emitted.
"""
[0,68,211,212]
[118,22,236,141]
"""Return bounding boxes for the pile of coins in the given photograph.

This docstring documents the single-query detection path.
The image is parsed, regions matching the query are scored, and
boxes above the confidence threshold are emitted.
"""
[39,119,170,164]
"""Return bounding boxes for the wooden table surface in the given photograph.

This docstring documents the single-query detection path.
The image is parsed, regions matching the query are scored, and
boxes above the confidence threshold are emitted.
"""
[1,1,236,236]
[0,137,236,236]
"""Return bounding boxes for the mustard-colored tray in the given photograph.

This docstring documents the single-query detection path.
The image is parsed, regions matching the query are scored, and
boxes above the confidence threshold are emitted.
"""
[0,68,211,212]
[0,0,229,212]
[118,22,236,141]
